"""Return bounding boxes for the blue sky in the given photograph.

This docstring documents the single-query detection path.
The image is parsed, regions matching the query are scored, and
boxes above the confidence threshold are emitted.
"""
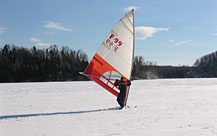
[1,0,217,66]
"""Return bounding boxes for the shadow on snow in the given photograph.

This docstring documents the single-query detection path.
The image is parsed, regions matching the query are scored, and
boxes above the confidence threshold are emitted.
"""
[0,107,120,120]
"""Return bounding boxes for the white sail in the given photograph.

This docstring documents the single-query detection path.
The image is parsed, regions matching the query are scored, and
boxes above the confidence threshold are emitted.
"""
[83,10,135,105]
[97,10,134,79]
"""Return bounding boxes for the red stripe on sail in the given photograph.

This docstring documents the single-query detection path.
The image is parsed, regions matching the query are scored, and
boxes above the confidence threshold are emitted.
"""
[84,53,125,96]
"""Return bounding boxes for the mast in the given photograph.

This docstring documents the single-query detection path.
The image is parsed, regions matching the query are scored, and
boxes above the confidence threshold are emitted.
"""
[124,9,135,106]
[130,9,135,81]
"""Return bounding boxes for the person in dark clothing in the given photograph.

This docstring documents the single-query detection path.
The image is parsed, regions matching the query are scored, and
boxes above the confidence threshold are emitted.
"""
[114,77,131,109]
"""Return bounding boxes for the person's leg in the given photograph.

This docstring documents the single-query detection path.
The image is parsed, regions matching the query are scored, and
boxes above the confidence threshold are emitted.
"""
[117,94,124,108]
[119,95,125,108]
[117,96,122,107]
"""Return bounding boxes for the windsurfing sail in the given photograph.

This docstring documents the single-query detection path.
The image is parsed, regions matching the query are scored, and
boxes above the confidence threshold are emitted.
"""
[82,9,135,106]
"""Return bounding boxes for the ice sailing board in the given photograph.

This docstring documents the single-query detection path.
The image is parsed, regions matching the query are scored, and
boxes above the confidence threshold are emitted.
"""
[83,9,135,106]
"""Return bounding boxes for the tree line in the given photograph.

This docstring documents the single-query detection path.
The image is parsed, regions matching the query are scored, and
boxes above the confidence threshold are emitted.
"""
[132,56,194,79]
[0,44,89,82]
[131,50,217,79]
[186,51,217,78]
[0,44,216,82]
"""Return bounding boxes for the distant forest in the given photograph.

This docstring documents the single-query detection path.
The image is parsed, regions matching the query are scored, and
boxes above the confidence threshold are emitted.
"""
[0,44,89,82]
[132,51,217,79]
[0,44,217,82]
[131,56,194,80]
[187,51,217,78]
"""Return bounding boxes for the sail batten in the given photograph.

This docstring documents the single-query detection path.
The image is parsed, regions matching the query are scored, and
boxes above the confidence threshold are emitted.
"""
[83,10,135,105]
[120,19,134,35]
[126,15,133,25]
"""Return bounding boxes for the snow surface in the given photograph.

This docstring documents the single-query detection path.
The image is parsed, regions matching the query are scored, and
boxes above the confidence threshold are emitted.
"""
[1,78,217,136]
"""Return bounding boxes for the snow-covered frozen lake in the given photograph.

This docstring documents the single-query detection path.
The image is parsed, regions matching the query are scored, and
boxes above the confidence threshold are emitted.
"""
[1,78,217,136]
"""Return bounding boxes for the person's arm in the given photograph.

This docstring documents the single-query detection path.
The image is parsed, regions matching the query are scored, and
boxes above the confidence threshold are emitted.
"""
[127,80,131,86]
[114,80,120,86]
